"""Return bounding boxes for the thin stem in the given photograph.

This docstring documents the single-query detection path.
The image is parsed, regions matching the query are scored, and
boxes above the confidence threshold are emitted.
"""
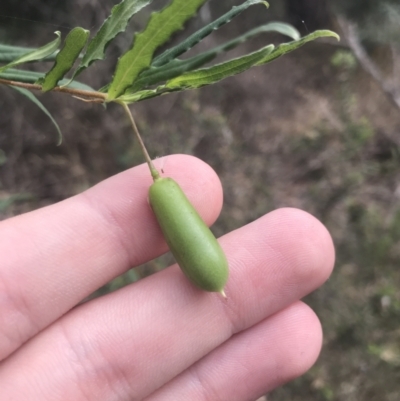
[120,101,160,181]
[337,17,400,112]
[0,78,107,102]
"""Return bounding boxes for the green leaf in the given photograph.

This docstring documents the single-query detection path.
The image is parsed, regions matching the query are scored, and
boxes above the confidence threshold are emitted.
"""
[152,0,269,68]
[257,22,300,40]
[127,21,300,92]
[165,44,275,90]
[121,44,275,102]
[11,86,62,145]
[126,59,203,93]
[40,27,90,92]
[0,44,34,53]
[119,87,169,103]
[57,78,96,92]
[0,53,29,64]
[73,0,154,79]
[0,68,47,83]
[0,68,95,91]
[0,68,43,82]
[0,43,59,63]
[0,33,61,73]
[164,29,338,91]
[255,29,340,66]
[0,44,38,62]
[119,29,339,103]
[107,0,208,100]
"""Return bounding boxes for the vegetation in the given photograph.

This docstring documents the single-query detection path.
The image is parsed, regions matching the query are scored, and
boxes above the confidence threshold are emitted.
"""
[0,0,336,131]
[1,1,400,400]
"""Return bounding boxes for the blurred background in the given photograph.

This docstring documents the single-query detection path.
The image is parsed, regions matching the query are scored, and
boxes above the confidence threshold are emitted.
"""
[1,1,400,400]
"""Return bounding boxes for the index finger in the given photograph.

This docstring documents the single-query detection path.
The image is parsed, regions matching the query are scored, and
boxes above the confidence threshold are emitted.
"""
[0,154,223,360]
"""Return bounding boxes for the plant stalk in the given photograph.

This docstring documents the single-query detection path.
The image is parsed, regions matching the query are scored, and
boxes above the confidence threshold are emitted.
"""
[0,78,107,102]
[120,102,160,181]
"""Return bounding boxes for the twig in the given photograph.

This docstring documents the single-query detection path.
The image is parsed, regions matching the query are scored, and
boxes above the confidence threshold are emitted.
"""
[337,16,400,112]
[0,78,107,103]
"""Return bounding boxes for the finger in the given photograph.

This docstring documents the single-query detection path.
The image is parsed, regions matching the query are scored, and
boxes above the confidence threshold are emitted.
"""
[0,154,223,360]
[145,302,323,401]
[0,208,334,401]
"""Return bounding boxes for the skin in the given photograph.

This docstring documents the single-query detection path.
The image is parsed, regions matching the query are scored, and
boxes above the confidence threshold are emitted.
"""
[0,154,335,401]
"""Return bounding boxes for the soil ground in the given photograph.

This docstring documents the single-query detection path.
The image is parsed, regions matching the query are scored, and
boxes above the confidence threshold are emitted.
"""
[1,2,400,400]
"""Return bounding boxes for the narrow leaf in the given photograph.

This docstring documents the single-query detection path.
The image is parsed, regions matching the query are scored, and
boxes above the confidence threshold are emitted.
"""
[0,44,59,63]
[0,68,95,91]
[165,44,275,90]
[0,68,44,82]
[0,44,34,53]
[165,30,338,91]
[58,79,95,92]
[41,27,90,92]
[0,44,39,62]
[255,29,340,66]
[128,22,300,92]
[0,68,47,83]
[119,87,169,103]
[73,0,154,78]
[107,0,208,100]
[0,44,41,62]
[11,86,62,145]
[258,22,300,40]
[0,33,61,73]
[127,59,205,93]
[0,52,31,63]
[120,29,339,102]
[152,0,269,68]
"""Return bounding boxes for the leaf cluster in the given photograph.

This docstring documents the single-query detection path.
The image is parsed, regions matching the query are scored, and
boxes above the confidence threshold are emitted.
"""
[0,0,338,139]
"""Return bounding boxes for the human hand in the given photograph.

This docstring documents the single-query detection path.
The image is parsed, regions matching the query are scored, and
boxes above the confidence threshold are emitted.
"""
[0,155,334,401]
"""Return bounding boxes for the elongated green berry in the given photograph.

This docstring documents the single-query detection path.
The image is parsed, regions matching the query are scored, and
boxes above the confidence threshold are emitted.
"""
[149,177,228,295]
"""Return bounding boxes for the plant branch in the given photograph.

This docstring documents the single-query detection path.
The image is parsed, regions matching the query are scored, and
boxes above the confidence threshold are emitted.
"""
[337,16,400,112]
[0,78,107,102]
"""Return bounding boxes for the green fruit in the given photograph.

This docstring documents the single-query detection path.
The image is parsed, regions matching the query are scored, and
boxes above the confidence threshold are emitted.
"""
[149,177,228,295]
